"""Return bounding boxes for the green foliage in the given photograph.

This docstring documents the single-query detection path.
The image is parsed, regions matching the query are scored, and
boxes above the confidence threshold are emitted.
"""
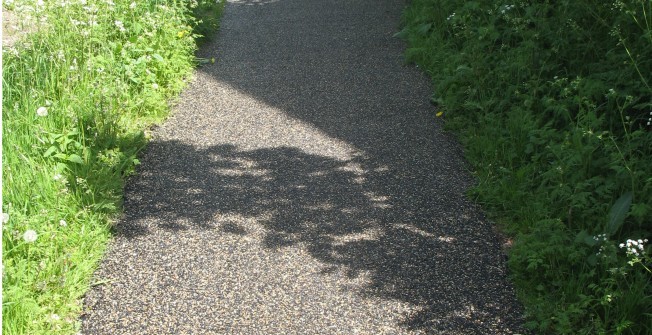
[2,0,221,334]
[189,0,226,45]
[400,0,652,333]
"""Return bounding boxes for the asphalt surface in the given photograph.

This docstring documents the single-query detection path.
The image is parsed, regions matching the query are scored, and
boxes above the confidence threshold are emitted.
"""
[80,0,528,334]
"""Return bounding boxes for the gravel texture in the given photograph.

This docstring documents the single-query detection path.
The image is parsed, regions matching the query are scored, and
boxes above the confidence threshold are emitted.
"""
[80,0,529,334]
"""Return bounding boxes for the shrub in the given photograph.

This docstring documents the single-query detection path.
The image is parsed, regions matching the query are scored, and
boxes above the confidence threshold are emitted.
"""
[399,0,652,333]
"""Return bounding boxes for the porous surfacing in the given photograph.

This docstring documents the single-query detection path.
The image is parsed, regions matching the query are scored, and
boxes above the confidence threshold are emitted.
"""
[80,0,528,334]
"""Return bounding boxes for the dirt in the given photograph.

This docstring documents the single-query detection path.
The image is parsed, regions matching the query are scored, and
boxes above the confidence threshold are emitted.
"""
[3,9,23,47]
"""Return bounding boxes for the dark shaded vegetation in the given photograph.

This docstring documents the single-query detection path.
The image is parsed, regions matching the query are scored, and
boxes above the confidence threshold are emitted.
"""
[399,0,652,334]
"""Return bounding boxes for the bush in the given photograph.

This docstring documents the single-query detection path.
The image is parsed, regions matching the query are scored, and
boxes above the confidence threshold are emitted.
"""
[399,0,652,333]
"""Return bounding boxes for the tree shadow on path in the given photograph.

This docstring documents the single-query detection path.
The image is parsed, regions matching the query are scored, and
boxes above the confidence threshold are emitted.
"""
[117,139,525,333]
[101,0,528,333]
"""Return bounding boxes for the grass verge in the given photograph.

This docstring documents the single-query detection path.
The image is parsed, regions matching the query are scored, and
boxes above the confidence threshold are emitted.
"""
[2,0,223,333]
[399,0,652,334]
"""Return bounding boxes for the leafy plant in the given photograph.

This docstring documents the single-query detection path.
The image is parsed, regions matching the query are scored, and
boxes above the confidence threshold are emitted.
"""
[400,0,652,333]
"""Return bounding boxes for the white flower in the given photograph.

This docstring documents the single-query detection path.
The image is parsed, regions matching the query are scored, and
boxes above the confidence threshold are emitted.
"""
[53,173,63,181]
[59,220,67,227]
[23,230,37,243]
[622,238,647,257]
[130,2,136,9]
[152,83,159,90]
[1,213,9,224]
[50,313,60,321]
[114,20,126,32]
[36,106,48,117]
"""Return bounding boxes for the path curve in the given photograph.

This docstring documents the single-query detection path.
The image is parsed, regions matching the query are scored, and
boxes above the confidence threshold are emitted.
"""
[81,0,527,334]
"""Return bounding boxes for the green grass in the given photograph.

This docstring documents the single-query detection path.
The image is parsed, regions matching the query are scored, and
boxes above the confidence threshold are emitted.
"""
[2,0,223,333]
[399,0,652,334]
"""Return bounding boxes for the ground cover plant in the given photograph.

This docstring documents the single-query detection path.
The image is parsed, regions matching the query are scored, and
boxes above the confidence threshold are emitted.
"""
[399,0,652,334]
[2,0,223,333]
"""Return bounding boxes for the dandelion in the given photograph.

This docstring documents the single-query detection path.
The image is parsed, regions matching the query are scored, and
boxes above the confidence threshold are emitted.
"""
[23,230,38,243]
[36,106,48,117]
[436,111,444,117]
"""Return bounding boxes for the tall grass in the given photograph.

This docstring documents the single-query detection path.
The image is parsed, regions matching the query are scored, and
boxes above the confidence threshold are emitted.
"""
[399,0,652,334]
[2,0,223,333]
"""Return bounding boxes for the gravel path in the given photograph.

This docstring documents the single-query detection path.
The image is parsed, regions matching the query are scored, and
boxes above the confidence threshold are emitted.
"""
[80,0,528,334]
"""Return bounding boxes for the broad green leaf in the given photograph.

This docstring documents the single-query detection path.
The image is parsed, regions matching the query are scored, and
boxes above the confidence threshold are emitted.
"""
[416,23,432,35]
[43,146,58,158]
[606,192,632,236]
[393,28,409,39]
[575,230,598,246]
[67,154,84,164]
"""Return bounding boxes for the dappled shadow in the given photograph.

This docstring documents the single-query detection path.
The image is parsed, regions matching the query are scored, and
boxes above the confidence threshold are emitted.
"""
[106,0,527,332]
[116,139,524,333]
